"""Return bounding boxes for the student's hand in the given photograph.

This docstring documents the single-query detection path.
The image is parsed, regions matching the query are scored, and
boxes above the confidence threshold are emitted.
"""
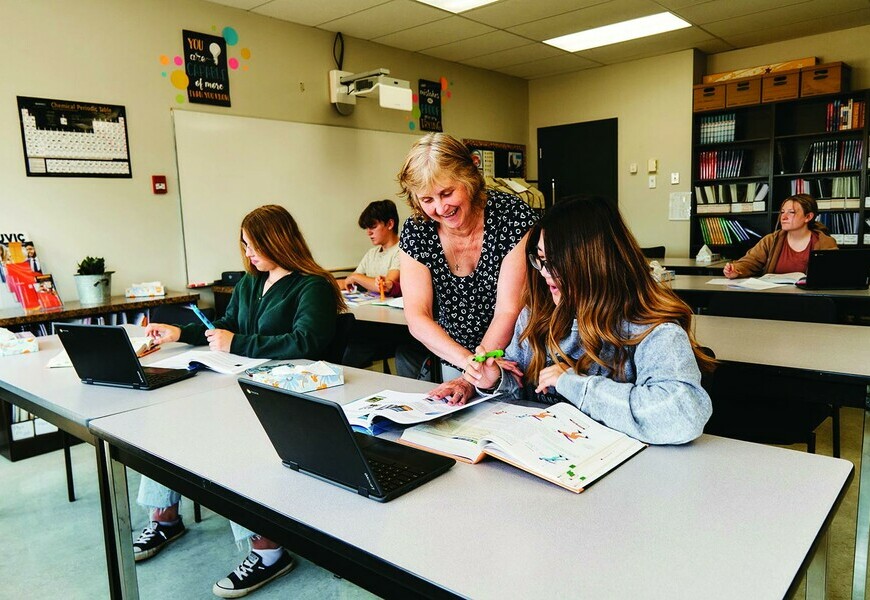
[144,323,181,345]
[205,328,234,353]
[427,377,475,406]
[723,262,738,279]
[534,363,568,394]
[343,274,358,291]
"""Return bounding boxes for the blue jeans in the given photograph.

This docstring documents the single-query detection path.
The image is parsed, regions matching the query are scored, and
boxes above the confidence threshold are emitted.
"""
[137,476,253,544]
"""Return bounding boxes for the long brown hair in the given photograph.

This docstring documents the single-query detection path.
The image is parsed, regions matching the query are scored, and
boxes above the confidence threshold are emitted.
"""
[239,205,345,312]
[397,133,486,220]
[522,195,715,381]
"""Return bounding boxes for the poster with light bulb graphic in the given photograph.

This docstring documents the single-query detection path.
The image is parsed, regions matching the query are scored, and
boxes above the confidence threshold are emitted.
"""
[182,29,231,107]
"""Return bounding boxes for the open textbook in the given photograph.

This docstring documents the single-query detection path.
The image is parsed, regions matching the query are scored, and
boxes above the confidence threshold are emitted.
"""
[399,401,645,493]
[342,390,491,435]
[149,349,268,375]
[47,336,158,368]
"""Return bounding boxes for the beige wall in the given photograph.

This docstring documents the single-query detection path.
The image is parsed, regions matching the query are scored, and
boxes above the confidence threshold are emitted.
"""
[529,50,697,254]
[1,0,527,303]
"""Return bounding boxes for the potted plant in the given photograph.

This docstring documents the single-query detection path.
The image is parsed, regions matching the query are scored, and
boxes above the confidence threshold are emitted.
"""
[74,256,114,305]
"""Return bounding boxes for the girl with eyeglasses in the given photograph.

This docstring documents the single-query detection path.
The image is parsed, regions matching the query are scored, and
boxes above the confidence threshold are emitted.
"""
[723,194,837,279]
[463,195,714,445]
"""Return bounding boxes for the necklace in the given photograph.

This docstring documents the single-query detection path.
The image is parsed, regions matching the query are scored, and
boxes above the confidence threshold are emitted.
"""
[444,219,483,274]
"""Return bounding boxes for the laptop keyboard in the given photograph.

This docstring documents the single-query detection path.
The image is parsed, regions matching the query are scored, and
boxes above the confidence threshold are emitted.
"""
[367,457,426,493]
[144,369,188,387]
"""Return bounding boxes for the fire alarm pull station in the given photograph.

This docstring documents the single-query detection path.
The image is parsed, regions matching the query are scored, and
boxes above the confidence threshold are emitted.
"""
[152,175,167,194]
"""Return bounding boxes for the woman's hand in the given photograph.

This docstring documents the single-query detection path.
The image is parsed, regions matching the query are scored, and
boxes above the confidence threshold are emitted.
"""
[462,345,502,390]
[343,275,358,291]
[144,323,181,345]
[426,377,475,406]
[723,262,738,279]
[205,328,234,353]
[534,363,567,394]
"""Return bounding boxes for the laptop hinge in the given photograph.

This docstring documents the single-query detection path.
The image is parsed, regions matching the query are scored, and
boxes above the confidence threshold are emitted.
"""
[357,486,370,498]
[285,461,299,471]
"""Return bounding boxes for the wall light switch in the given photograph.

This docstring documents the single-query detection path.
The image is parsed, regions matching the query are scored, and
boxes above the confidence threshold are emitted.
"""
[647,159,657,173]
[629,162,638,174]
[648,175,657,189]
[670,172,680,184]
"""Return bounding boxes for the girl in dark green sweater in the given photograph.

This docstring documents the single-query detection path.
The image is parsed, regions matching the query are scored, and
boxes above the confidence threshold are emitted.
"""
[137,205,345,598]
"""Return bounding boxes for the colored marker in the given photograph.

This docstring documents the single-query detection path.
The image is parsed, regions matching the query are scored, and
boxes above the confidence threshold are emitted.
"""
[473,349,504,362]
[188,304,215,329]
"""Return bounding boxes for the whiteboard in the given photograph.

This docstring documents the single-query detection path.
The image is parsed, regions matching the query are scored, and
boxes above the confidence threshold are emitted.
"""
[172,110,419,284]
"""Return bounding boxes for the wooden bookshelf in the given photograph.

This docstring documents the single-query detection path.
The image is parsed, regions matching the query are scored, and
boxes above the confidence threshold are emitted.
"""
[691,90,869,256]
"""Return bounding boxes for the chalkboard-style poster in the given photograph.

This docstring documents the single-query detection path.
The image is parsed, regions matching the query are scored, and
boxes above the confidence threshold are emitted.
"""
[418,79,442,132]
[183,30,231,107]
[17,96,132,178]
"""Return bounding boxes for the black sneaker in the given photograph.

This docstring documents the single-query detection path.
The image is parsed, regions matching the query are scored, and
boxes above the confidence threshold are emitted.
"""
[132,518,186,562]
[212,550,295,598]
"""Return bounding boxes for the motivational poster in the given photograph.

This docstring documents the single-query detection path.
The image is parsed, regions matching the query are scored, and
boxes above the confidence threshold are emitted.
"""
[183,29,231,107]
[418,79,442,132]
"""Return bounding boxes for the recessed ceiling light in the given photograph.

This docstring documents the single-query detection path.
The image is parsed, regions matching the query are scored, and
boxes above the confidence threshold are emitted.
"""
[416,0,500,13]
[544,12,691,52]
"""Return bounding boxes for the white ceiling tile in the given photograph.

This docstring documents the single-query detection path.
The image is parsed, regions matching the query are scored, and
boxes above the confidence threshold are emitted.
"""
[705,0,870,37]
[463,43,564,69]
[373,16,494,51]
[317,0,447,39]
[507,0,668,41]
[207,0,266,9]
[461,0,609,29]
[494,53,601,78]
[720,7,870,48]
[252,0,390,26]
[678,0,816,26]
[420,30,530,60]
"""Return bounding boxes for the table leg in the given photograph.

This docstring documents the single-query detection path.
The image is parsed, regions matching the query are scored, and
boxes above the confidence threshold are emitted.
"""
[806,529,828,599]
[63,431,75,502]
[852,407,870,600]
[96,440,139,599]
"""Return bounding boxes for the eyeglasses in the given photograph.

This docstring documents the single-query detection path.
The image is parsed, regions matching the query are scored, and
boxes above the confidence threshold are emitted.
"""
[528,253,551,273]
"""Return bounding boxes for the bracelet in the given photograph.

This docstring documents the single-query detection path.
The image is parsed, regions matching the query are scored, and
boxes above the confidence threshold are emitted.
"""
[476,375,502,395]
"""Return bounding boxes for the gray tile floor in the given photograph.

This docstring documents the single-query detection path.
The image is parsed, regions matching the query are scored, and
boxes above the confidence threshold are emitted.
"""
[0,441,378,599]
[0,406,863,599]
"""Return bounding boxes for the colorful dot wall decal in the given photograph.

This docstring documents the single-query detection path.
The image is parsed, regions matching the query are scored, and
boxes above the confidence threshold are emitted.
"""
[241,48,251,60]
[440,77,448,90]
[223,27,239,45]
[159,55,170,65]
[408,121,416,131]
[174,55,183,66]
[228,57,239,70]
[176,94,186,104]
[170,70,189,89]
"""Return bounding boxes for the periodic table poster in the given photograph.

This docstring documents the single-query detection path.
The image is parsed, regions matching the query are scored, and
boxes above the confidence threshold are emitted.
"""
[16,96,132,178]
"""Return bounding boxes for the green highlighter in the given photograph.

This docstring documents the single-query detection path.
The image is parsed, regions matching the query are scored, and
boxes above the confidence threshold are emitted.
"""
[473,349,504,362]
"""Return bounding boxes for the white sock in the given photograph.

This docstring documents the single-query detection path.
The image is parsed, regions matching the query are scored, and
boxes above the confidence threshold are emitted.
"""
[253,547,283,567]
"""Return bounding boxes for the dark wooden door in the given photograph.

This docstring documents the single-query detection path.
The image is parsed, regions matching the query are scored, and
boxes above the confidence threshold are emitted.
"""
[537,118,618,208]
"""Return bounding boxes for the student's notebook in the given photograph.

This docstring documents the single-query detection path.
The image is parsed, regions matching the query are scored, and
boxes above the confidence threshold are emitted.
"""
[149,349,268,375]
[400,401,645,493]
[240,379,455,502]
[55,323,195,390]
[341,389,491,435]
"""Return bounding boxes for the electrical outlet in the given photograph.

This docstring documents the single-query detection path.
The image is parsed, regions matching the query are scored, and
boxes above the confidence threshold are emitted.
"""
[648,175,657,189]
[670,172,679,184]
[629,162,638,174]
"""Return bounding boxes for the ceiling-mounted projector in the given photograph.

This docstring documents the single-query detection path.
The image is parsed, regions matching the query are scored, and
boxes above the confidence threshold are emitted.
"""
[329,68,413,115]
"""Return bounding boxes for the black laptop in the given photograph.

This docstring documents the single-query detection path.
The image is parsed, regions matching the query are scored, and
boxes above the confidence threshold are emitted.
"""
[55,323,196,390]
[797,249,870,290]
[239,379,455,502]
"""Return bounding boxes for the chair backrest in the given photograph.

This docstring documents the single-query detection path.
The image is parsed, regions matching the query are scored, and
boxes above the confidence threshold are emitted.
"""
[641,245,666,259]
[325,312,355,364]
[707,294,836,324]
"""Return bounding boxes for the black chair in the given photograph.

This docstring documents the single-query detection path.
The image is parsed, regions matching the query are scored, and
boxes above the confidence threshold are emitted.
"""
[326,313,356,364]
[641,246,666,259]
[703,295,841,456]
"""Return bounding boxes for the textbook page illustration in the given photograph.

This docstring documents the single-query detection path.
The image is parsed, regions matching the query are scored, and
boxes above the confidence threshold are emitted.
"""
[400,402,645,492]
[149,349,267,374]
[342,389,492,434]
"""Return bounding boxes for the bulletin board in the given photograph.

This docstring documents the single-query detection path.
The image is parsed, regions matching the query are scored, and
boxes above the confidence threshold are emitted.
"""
[172,110,420,285]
